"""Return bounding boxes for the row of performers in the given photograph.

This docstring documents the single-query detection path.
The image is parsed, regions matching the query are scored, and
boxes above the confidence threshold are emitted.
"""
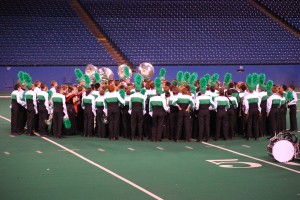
[10,74,298,142]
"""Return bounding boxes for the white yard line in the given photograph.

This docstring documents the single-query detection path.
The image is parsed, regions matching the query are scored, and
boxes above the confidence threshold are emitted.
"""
[241,145,251,148]
[185,146,194,150]
[36,150,43,154]
[0,115,164,200]
[97,148,105,152]
[202,142,300,174]
[4,151,10,155]
[156,147,164,151]
[128,148,135,151]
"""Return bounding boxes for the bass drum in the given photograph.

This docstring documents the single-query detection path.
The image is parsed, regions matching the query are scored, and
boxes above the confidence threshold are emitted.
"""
[267,139,295,163]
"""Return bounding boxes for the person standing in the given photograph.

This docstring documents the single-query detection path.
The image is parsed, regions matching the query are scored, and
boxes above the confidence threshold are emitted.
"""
[287,85,298,132]
[175,87,194,142]
[37,83,50,136]
[149,78,169,142]
[267,86,281,137]
[195,78,215,142]
[95,90,106,138]
[214,88,230,140]
[244,75,261,140]
[81,87,96,137]
[226,90,238,139]
[52,86,68,139]
[24,83,38,136]
[168,87,180,141]
[10,83,25,135]
[129,74,146,140]
[104,84,125,140]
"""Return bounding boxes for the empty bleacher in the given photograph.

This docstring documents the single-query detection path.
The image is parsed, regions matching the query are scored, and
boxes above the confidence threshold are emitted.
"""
[0,0,115,66]
[257,0,300,31]
[79,0,300,66]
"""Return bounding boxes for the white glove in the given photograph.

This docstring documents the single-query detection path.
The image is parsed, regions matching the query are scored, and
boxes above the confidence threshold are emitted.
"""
[128,109,132,115]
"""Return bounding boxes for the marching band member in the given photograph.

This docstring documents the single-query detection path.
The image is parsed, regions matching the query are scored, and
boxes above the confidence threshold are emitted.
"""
[95,89,106,138]
[23,73,38,136]
[174,87,194,142]
[226,89,238,139]
[52,86,68,139]
[10,83,25,135]
[81,87,96,137]
[266,84,281,137]
[278,87,287,132]
[37,83,50,136]
[168,87,180,141]
[149,78,169,142]
[65,86,78,135]
[195,78,215,142]
[287,85,298,132]
[214,88,229,140]
[129,74,147,140]
[244,74,261,140]
[104,84,125,140]
[50,80,57,95]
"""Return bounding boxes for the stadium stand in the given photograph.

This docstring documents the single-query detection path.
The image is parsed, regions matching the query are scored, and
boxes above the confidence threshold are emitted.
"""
[79,0,300,66]
[257,0,300,30]
[0,0,115,66]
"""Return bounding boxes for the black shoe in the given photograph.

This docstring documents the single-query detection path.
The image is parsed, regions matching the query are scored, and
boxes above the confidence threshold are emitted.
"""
[10,132,18,136]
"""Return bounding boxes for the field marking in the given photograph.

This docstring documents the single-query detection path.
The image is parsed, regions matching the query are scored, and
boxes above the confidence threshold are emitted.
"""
[185,146,193,150]
[202,142,300,174]
[241,145,251,148]
[4,151,10,155]
[10,135,16,138]
[128,148,135,151]
[36,150,43,154]
[0,115,163,200]
[97,148,105,152]
[156,147,164,151]
[286,162,300,166]
[59,149,80,152]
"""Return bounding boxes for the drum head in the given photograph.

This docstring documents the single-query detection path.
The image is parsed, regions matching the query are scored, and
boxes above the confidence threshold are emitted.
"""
[272,140,295,163]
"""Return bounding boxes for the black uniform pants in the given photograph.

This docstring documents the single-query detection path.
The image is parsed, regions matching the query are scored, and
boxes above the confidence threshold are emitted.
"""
[268,107,279,137]
[151,107,165,141]
[131,108,144,139]
[169,111,178,140]
[38,108,48,135]
[11,101,19,133]
[96,107,106,138]
[108,103,120,139]
[215,107,228,140]
[84,106,94,136]
[227,107,236,138]
[198,109,210,140]
[176,110,191,140]
[289,105,297,131]
[247,107,259,139]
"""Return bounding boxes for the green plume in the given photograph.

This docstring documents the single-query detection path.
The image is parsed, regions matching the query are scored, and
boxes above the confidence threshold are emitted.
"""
[154,77,162,94]
[224,73,232,88]
[141,88,146,95]
[83,74,90,89]
[94,72,101,83]
[252,73,259,86]
[211,73,219,86]
[63,118,71,129]
[119,89,125,99]
[177,71,183,86]
[266,80,273,92]
[286,91,294,101]
[171,80,177,86]
[47,90,53,99]
[124,66,130,79]
[258,73,266,89]
[183,72,190,83]
[246,74,254,91]
[74,68,84,83]
[159,68,166,79]
[18,71,25,84]
[204,74,210,84]
[23,72,32,89]
[189,72,198,86]
[190,85,196,95]
[200,77,207,93]
[134,73,143,90]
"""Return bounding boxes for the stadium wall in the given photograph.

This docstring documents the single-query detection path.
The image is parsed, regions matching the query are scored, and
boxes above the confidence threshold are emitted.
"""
[0,65,299,91]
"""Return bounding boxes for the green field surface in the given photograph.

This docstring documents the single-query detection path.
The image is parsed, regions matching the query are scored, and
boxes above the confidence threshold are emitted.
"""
[1,97,300,200]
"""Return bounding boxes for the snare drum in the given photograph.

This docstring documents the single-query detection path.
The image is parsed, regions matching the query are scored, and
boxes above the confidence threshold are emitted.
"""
[267,139,295,163]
